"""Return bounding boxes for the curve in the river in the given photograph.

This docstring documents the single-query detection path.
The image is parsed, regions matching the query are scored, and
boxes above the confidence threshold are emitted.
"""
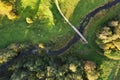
[47,0,120,56]
[0,0,120,74]
[0,46,38,74]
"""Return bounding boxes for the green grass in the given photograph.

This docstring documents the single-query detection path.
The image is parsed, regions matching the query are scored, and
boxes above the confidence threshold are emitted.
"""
[99,60,120,80]
[85,3,120,59]
[70,0,112,26]
[0,0,120,79]
[0,0,111,48]
[70,3,120,61]
[49,0,112,48]
[68,3,120,80]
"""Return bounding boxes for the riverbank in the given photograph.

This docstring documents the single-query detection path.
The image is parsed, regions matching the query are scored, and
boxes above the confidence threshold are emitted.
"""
[47,0,120,56]
[0,0,120,80]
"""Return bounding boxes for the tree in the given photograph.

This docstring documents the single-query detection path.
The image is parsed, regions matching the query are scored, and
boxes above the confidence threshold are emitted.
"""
[96,18,120,60]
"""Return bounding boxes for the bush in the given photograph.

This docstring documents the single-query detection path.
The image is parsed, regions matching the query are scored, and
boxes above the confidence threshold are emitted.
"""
[96,17,120,60]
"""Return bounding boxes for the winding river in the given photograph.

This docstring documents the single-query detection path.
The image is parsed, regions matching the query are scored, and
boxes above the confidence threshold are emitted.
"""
[0,0,120,74]
[47,0,120,56]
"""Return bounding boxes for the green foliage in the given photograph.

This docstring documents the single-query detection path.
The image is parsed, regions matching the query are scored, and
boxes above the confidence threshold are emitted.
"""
[104,50,120,60]
[0,0,112,49]
[0,43,32,64]
[0,43,20,64]
[0,0,120,80]
[96,18,120,60]
[0,44,84,80]
[35,0,54,27]
[69,3,120,80]
[99,61,120,80]
[84,61,99,80]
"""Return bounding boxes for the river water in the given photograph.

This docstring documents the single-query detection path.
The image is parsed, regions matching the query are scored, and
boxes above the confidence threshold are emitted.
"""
[0,0,120,74]
[48,0,120,56]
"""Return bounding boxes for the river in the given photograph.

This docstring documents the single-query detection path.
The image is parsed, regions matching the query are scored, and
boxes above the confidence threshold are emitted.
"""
[47,0,120,56]
[0,0,120,74]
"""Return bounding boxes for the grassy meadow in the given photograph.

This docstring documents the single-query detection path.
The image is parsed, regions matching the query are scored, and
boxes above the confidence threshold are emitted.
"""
[0,0,120,79]
[0,0,111,48]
